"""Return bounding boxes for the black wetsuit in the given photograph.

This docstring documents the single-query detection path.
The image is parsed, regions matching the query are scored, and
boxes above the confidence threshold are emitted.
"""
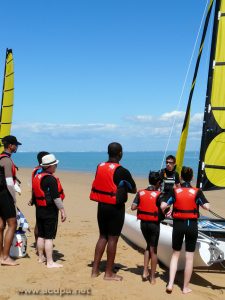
[165,182,209,252]
[132,186,164,249]
[97,163,136,237]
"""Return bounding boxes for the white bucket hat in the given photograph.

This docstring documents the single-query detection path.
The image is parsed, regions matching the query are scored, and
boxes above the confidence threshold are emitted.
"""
[40,154,59,167]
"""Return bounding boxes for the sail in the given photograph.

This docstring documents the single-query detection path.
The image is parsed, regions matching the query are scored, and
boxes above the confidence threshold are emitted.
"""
[0,49,14,153]
[197,0,225,190]
[176,0,215,175]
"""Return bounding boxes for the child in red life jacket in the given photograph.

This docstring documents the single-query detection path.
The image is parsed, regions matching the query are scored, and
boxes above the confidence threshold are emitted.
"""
[131,171,164,284]
[161,166,210,294]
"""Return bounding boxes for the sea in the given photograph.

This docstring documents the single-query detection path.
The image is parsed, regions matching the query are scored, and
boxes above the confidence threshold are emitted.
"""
[14,151,200,178]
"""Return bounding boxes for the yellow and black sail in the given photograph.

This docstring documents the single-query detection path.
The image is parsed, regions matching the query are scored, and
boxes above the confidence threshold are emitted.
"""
[0,49,14,153]
[197,0,225,190]
[176,0,215,175]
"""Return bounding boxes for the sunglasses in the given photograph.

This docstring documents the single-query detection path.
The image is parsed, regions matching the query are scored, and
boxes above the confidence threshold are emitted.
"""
[166,161,175,165]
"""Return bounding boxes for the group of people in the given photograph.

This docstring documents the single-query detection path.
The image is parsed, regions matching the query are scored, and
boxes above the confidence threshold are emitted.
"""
[0,136,210,292]
[90,142,210,295]
[0,135,66,268]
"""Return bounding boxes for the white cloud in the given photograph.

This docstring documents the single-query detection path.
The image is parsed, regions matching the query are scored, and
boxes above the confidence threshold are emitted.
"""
[11,110,203,151]
[159,111,185,121]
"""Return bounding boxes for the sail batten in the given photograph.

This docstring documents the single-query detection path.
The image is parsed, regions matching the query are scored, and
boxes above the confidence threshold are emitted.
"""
[0,49,14,152]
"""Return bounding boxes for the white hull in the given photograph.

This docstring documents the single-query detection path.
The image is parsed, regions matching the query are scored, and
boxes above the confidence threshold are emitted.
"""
[122,213,225,271]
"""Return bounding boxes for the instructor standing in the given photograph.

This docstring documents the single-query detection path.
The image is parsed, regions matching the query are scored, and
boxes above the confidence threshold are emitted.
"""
[90,142,136,281]
[0,135,22,266]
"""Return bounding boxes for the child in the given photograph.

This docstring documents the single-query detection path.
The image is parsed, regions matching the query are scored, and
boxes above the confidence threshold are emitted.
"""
[131,171,163,284]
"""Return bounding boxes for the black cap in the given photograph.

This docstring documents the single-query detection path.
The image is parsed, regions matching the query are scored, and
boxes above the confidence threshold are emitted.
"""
[2,135,22,146]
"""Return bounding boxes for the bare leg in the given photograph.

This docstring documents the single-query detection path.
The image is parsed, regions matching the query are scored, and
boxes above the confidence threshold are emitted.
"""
[37,237,46,262]
[0,217,5,261]
[183,252,194,294]
[34,224,38,249]
[149,246,157,284]
[45,239,62,268]
[1,217,18,266]
[104,236,122,281]
[166,250,180,293]
[91,235,107,277]
[142,249,150,279]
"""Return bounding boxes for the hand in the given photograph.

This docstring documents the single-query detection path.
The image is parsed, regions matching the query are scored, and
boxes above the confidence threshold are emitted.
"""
[14,182,21,195]
[165,209,172,218]
[60,209,67,222]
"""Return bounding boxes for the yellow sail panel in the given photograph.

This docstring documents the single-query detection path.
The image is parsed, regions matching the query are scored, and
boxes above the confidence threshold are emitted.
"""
[211,2,225,127]
[198,0,225,189]
[205,132,225,187]
[0,49,14,153]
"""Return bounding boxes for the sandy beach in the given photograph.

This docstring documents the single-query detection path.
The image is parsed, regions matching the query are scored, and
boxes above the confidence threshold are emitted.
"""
[0,168,224,300]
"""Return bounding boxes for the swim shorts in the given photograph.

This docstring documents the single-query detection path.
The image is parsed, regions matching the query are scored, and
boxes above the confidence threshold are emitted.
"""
[97,202,125,237]
[36,217,58,239]
[140,220,160,249]
[172,219,198,252]
[0,189,16,220]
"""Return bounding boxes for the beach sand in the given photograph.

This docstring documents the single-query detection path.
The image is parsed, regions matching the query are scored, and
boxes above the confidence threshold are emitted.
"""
[0,168,224,300]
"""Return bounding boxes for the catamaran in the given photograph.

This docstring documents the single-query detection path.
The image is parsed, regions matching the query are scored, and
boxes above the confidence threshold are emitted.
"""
[122,0,225,270]
[0,48,14,152]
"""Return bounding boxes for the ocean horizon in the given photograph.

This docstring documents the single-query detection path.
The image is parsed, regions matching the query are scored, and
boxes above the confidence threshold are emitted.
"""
[14,151,200,178]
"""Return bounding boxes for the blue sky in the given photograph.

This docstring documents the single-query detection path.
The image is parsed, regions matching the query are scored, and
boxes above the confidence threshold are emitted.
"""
[0,0,213,152]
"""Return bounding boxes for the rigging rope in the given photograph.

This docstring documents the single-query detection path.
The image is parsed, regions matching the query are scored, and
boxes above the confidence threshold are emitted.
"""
[160,0,209,170]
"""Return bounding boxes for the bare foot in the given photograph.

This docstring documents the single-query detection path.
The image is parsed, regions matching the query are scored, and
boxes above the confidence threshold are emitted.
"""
[183,288,192,294]
[1,257,19,266]
[104,273,123,281]
[91,272,100,278]
[38,256,46,263]
[166,284,173,294]
[150,277,156,285]
[47,262,63,268]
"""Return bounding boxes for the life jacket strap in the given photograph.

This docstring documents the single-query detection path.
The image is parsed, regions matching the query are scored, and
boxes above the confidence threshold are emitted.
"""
[173,208,198,214]
[137,210,158,217]
[91,187,116,197]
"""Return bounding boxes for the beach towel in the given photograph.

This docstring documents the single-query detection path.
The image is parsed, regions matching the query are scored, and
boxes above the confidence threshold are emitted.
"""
[16,207,29,232]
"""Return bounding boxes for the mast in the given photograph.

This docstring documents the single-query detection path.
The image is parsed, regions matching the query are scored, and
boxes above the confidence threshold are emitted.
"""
[0,48,14,153]
[197,0,225,190]
[176,0,215,175]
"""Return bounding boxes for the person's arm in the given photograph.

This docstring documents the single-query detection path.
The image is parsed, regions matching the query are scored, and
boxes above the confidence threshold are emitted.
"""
[196,190,210,211]
[174,172,181,188]
[1,158,17,201]
[114,167,137,194]
[53,198,67,222]
[131,193,139,211]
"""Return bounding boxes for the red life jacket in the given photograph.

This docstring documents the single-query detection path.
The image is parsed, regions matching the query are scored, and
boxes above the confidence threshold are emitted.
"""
[172,187,199,219]
[0,153,17,183]
[32,172,65,207]
[32,166,41,180]
[89,162,120,205]
[137,189,161,221]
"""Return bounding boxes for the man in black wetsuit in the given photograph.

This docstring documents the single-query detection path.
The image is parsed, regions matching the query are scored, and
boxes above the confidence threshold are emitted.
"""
[90,142,136,281]
[160,155,180,196]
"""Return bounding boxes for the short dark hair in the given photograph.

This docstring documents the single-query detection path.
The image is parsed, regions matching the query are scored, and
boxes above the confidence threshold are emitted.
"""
[37,151,49,165]
[149,171,162,185]
[166,155,176,163]
[181,166,193,182]
[108,142,122,157]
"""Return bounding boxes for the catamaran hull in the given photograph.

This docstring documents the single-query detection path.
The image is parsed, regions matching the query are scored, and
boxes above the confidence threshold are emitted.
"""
[122,213,225,271]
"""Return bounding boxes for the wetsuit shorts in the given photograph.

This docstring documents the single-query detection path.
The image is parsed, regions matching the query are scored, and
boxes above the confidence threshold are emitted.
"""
[97,202,125,237]
[36,217,58,239]
[0,189,16,220]
[172,219,198,252]
[140,220,160,249]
